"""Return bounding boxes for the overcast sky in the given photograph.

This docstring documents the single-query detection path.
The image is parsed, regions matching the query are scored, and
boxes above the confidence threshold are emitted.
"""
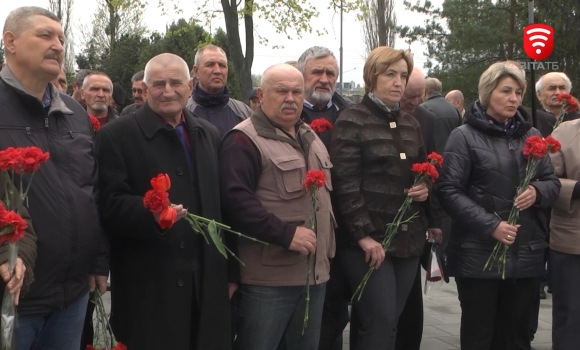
[0,0,444,86]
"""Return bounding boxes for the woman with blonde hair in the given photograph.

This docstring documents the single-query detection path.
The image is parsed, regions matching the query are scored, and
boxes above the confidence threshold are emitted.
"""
[330,46,430,349]
[438,61,560,349]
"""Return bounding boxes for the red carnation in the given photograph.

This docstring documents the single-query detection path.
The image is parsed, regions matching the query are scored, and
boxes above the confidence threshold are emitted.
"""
[0,147,22,172]
[309,119,333,135]
[523,135,548,158]
[0,203,28,245]
[411,162,439,183]
[18,147,50,174]
[303,170,327,190]
[89,115,101,132]
[151,173,171,192]
[112,342,127,350]
[158,207,177,229]
[427,152,444,167]
[557,93,579,113]
[545,136,562,153]
[143,189,170,213]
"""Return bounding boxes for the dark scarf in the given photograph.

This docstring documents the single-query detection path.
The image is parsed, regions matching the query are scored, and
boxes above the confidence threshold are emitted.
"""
[192,82,230,107]
[464,100,532,138]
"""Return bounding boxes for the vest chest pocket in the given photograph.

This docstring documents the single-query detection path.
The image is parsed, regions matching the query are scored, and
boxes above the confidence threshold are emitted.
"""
[315,152,333,191]
[271,155,306,199]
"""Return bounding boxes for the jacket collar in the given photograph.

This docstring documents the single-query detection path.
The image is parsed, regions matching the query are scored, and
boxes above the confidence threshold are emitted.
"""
[426,92,443,101]
[251,106,316,161]
[136,102,207,140]
[0,66,74,116]
[464,100,532,138]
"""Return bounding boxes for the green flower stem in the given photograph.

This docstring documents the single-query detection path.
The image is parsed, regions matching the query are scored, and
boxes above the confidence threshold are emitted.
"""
[302,190,317,335]
[351,176,426,302]
[484,158,539,279]
[187,213,269,245]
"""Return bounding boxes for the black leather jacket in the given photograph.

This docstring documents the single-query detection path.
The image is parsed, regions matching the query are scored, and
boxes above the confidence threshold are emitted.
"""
[438,101,560,279]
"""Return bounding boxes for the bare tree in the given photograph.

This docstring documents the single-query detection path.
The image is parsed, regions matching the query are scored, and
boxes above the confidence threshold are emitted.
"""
[48,0,75,72]
[361,0,397,54]
[80,0,147,60]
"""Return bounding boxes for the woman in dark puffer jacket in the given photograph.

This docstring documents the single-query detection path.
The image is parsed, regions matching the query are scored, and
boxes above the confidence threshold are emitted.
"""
[438,61,560,350]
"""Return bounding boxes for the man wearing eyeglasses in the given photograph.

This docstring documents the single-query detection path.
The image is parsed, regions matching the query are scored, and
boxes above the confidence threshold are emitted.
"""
[120,70,147,116]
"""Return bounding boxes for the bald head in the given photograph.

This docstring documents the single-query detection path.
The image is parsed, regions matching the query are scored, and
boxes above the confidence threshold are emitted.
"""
[400,67,426,114]
[144,53,190,85]
[142,53,193,123]
[258,64,304,133]
[445,90,464,112]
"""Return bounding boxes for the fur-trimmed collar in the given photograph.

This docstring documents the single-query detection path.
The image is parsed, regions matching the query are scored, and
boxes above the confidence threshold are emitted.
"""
[464,100,532,138]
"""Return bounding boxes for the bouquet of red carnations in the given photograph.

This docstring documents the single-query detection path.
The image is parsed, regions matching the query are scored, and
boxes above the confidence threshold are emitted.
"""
[143,174,267,264]
[484,135,561,279]
[351,152,443,301]
[0,146,49,349]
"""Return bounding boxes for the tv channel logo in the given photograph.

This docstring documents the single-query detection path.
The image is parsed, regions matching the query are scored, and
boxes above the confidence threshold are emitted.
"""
[523,24,554,60]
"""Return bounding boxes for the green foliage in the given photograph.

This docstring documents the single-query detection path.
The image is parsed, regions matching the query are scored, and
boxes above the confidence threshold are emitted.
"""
[400,0,580,108]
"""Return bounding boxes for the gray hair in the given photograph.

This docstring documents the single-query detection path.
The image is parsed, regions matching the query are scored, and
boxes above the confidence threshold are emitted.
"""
[296,46,339,74]
[3,6,59,36]
[131,71,144,83]
[82,72,113,92]
[193,44,227,67]
[75,69,93,86]
[478,61,526,107]
[144,53,190,85]
[535,72,572,93]
[424,77,443,94]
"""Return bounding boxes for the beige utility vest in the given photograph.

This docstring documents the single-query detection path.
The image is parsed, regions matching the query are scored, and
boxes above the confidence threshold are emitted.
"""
[233,117,336,286]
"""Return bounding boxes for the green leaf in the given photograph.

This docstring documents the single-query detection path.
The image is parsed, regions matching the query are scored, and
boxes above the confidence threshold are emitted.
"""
[208,220,227,259]
[0,225,14,236]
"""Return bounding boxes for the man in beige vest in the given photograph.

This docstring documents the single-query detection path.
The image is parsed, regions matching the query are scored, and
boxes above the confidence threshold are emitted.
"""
[220,63,335,350]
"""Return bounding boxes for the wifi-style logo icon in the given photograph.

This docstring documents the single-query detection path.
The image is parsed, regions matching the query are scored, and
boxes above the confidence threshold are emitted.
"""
[523,24,555,61]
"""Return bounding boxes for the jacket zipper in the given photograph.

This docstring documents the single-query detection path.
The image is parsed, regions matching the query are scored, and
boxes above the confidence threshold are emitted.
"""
[44,116,79,308]
[0,125,32,135]
[507,136,519,280]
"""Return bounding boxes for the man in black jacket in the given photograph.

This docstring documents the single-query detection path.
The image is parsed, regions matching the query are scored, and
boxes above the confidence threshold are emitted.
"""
[120,71,146,116]
[421,77,463,153]
[1,7,106,349]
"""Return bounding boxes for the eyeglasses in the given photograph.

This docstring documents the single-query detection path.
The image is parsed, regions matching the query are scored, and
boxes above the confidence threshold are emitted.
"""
[132,88,143,94]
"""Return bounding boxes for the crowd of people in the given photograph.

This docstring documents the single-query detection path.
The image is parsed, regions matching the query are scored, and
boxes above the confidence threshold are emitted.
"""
[1,5,579,350]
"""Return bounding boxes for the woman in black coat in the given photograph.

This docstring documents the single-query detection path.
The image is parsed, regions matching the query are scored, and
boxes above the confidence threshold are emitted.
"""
[438,61,560,350]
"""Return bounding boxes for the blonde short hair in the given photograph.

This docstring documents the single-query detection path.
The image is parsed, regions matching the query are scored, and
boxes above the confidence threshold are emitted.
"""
[363,47,414,93]
[478,62,526,107]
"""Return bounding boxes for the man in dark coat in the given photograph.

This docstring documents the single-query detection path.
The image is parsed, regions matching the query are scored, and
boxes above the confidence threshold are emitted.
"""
[94,53,231,350]
[396,66,439,350]
[421,77,463,153]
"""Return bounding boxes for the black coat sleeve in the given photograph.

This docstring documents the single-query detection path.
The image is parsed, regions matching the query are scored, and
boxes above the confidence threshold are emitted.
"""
[437,128,501,239]
[94,127,163,239]
[219,131,296,248]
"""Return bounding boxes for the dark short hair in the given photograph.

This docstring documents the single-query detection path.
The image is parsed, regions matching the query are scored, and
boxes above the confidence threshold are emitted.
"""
[75,69,93,86]
[131,71,144,84]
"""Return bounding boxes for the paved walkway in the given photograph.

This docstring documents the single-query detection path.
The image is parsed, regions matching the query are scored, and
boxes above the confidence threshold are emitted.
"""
[342,273,553,350]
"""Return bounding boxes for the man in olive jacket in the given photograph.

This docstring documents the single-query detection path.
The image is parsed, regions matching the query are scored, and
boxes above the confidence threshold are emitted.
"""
[94,53,231,350]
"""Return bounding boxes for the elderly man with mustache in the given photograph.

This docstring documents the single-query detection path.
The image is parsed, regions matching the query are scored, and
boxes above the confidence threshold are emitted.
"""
[220,63,336,350]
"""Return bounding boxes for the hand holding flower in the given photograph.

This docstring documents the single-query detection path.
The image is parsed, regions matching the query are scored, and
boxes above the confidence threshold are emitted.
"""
[491,222,519,245]
[289,226,316,255]
[0,258,25,306]
[357,236,385,269]
[514,185,537,210]
[407,183,429,202]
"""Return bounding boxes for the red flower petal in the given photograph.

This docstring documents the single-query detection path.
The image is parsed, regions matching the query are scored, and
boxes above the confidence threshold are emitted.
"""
[143,189,170,213]
[303,170,327,190]
[309,119,333,135]
[159,207,177,229]
[151,173,171,192]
